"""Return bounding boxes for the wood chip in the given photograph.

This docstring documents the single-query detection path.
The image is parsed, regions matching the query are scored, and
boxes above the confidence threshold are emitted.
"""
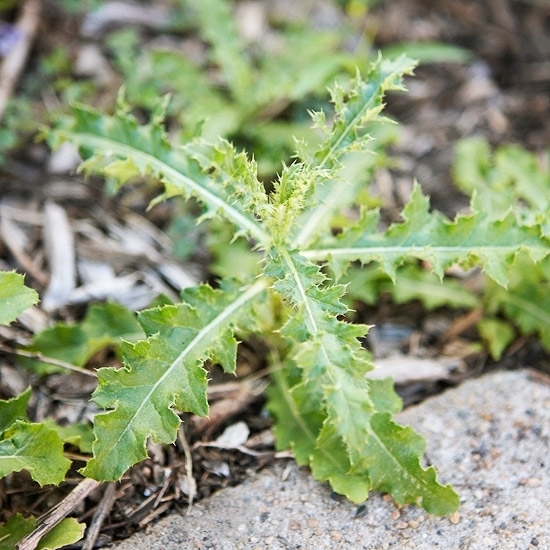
[368,354,455,385]
[42,202,76,311]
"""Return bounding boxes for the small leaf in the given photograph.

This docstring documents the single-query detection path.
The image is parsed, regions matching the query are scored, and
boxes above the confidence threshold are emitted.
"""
[344,264,479,310]
[22,325,89,374]
[36,518,85,549]
[477,318,515,360]
[43,420,95,454]
[81,301,144,350]
[22,301,144,374]
[0,271,38,325]
[0,421,71,486]
[311,423,371,503]
[267,373,324,466]
[484,255,550,350]
[0,515,86,550]
[193,0,252,102]
[0,387,31,431]
[382,42,471,64]
[0,514,35,550]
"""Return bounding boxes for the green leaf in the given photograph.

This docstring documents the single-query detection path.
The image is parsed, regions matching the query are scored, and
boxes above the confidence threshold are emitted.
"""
[453,137,550,220]
[36,518,85,549]
[295,55,417,247]
[267,373,324,466]
[81,301,144,350]
[0,387,31,431]
[43,420,95,454]
[82,281,267,480]
[22,324,90,374]
[344,263,479,310]
[0,514,35,550]
[191,0,252,102]
[304,183,550,286]
[0,515,85,550]
[353,413,459,515]
[477,318,515,360]
[49,100,269,246]
[0,271,39,325]
[268,368,458,514]
[0,421,71,486]
[22,301,144,374]
[382,42,471,64]
[484,255,550,350]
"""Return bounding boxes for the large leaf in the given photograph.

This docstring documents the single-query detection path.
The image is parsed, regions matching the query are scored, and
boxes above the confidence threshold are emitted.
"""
[304,183,550,285]
[48,99,269,246]
[0,271,38,325]
[82,281,266,480]
[266,249,459,514]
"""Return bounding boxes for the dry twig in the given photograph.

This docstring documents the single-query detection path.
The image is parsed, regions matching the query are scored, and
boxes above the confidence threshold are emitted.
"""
[0,0,40,120]
[81,482,117,550]
[16,478,101,550]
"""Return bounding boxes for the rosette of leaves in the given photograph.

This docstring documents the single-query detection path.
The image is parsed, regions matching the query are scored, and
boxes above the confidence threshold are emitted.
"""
[46,55,550,515]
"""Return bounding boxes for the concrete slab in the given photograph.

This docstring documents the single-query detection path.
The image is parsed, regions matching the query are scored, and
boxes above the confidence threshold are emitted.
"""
[109,370,550,549]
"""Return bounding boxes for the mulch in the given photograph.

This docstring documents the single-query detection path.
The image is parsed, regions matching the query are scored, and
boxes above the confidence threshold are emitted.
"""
[1,0,549,547]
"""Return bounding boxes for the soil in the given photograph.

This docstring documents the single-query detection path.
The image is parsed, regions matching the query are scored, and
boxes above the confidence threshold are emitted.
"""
[0,0,549,547]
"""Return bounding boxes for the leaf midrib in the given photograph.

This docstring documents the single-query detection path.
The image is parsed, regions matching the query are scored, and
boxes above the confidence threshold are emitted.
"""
[97,279,268,464]
[61,130,270,246]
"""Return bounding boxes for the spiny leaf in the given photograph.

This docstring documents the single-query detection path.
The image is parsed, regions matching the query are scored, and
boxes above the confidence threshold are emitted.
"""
[295,55,416,247]
[190,0,252,102]
[0,271,38,325]
[312,54,416,169]
[183,138,269,235]
[344,264,479,310]
[353,413,459,514]
[82,281,266,481]
[0,421,71,486]
[484,255,550,350]
[265,247,458,512]
[304,183,550,285]
[48,102,269,245]
[268,369,458,514]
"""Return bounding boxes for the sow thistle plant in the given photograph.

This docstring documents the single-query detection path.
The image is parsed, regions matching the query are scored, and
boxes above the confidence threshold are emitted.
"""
[3,54,550,533]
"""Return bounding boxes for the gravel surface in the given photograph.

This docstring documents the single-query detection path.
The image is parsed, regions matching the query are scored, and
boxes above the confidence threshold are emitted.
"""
[110,369,550,549]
